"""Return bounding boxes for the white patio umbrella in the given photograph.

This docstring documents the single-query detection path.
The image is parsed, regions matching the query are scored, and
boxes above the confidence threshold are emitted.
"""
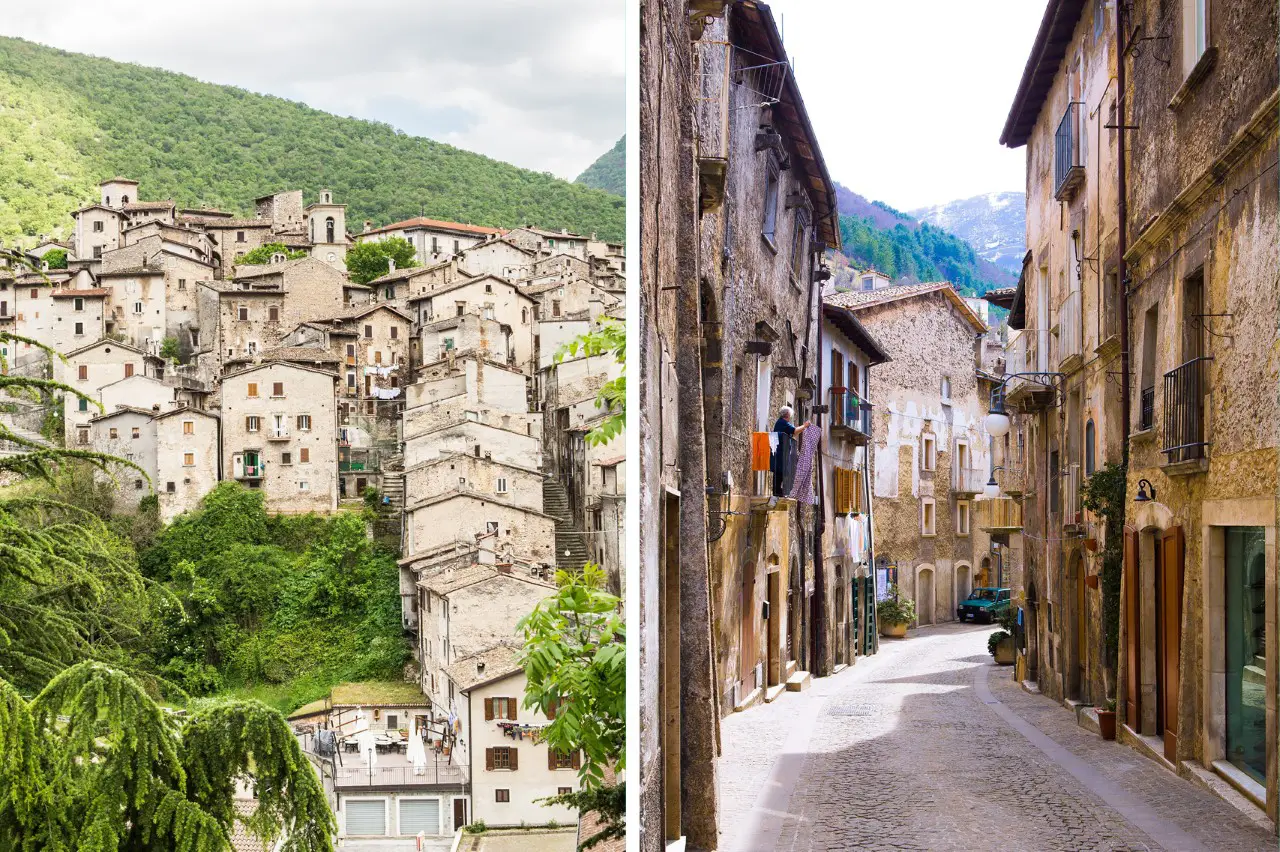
[407,718,428,776]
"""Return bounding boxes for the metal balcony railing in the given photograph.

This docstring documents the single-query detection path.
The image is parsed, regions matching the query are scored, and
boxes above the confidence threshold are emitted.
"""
[1163,356,1210,463]
[1005,329,1054,396]
[237,465,263,480]
[1056,289,1082,366]
[976,497,1023,532]
[1054,102,1085,199]
[829,388,872,442]
[1140,385,1155,431]
[953,467,986,495]
[997,463,1026,496]
[267,428,290,440]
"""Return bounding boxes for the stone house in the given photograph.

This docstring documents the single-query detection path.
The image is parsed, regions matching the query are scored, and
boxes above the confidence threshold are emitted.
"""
[305,189,348,271]
[86,406,158,510]
[638,0,727,846]
[355,216,504,268]
[817,301,890,672]
[1120,0,1276,824]
[453,652,580,829]
[503,227,590,261]
[455,238,536,280]
[58,338,164,446]
[180,217,273,277]
[219,361,338,514]
[998,0,1125,714]
[405,274,537,373]
[405,453,543,516]
[418,312,517,371]
[71,203,127,261]
[524,279,617,325]
[99,373,173,417]
[828,283,996,629]
[691,3,841,718]
[47,286,108,352]
[403,491,556,568]
[94,267,167,353]
[152,406,220,522]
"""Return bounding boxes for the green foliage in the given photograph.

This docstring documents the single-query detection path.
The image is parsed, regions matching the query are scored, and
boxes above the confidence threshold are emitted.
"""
[988,630,1012,656]
[344,237,418,285]
[574,136,624,197]
[142,482,269,578]
[554,319,625,447]
[463,820,488,835]
[159,336,181,362]
[237,242,308,265]
[518,563,624,845]
[0,661,335,851]
[876,585,916,626]
[42,248,67,269]
[1081,462,1128,676]
[837,214,1016,297]
[0,35,624,245]
[362,486,382,514]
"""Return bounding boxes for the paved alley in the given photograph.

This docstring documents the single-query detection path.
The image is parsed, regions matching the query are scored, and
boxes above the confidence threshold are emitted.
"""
[718,624,1275,852]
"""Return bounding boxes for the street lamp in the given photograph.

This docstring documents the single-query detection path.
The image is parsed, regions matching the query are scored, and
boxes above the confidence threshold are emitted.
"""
[984,370,1066,440]
[985,410,1011,438]
[1134,478,1156,503]
[983,467,1004,500]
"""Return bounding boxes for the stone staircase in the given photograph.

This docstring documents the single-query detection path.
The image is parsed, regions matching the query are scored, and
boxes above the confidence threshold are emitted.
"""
[542,477,590,571]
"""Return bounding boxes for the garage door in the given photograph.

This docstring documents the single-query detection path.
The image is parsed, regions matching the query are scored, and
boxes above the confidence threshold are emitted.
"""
[345,799,386,836]
[399,798,441,836]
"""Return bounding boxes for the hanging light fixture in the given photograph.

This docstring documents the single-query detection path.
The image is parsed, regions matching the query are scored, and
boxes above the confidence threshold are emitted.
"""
[985,410,1011,438]
[983,475,1001,500]
[1134,479,1155,503]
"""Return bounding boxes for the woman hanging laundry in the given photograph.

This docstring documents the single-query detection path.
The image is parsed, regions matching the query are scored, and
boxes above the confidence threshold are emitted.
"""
[788,411,820,505]
[773,405,809,497]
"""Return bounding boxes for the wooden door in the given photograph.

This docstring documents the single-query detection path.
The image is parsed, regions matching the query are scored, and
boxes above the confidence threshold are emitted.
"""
[453,797,467,831]
[1160,526,1184,762]
[1076,558,1086,700]
[1124,530,1141,729]
[740,570,756,693]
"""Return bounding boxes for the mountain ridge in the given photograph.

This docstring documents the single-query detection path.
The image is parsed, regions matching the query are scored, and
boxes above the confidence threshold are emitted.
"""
[575,136,624,196]
[0,36,624,243]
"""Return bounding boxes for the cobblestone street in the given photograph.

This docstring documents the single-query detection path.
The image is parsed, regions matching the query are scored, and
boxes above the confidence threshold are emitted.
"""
[718,624,1275,852]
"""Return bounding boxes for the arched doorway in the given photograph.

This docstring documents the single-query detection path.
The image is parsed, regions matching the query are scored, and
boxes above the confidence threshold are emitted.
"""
[977,555,992,588]
[955,562,972,616]
[916,565,935,626]
[1026,582,1040,680]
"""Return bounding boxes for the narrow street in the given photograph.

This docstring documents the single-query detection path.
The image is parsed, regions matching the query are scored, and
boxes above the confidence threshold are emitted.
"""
[718,625,1275,852]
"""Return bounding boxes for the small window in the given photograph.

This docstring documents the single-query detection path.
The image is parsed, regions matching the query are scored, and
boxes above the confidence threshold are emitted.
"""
[78,398,89,412]
[485,283,493,293]
[166,481,176,493]
[456,302,465,317]
[300,447,310,463]
[236,231,245,243]
[177,278,186,290]
[558,786,572,796]
[921,435,937,472]
[78,365,88,381]
[298,481,310,492]
[182,420,194,435]
[73,297,84,312]
[124,363,134,378]
[940,376,952,402]
[281,451,292,465]
[131,427,140,439]
[495,789,510,803]
[30,288,38,299]
[390,325,398,339]
[109,428,118,439]
[247,382,259,398]
[490,747,514,770]
[93,246,102,259]
[238,306,249,322]
[761,162,780,243]
[74,322,84,336]
[297,414,312,431]
[93,221,104,233]
[921,497,937,536]
[956,500,971,536]
[134,479,144,490]
[551,749,578,770]
[268,306,279,323]
[862,276,874,291]
[496,477,508,494]
[364,324,373,339]
[183,452,194,466]
[1085,419,1096,475]
[552,300,561,318]
[271,382,284,398]
[133,302,143,314]
[77,427,89,445]
[246,416,260,432]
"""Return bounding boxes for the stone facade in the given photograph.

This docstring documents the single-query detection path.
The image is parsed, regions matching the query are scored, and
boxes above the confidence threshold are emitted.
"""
[58,339,163,446]
[87,407,158,510]
[153,407,220,522]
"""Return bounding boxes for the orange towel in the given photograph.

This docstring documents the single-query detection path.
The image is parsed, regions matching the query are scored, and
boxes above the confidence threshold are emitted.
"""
[751,432,772,472]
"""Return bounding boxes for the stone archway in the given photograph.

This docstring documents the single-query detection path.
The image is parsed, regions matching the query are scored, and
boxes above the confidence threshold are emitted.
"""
[977,555,992,588]
[955,562,973,618]
[916,564,936,626]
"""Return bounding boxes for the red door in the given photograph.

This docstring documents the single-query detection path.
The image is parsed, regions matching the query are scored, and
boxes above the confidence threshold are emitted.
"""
[1159,527,1184,762]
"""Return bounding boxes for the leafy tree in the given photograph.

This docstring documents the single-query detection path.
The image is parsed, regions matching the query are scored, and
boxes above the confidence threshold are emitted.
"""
[574,136,624,197]
[518,564,625,849]
[236,242,307,265]
[160,336,181,362]
[554,319,624,447]
[344,237,418,285]
[0,661,335,851]
[1081,462,1127,677]
[42,248,67,269]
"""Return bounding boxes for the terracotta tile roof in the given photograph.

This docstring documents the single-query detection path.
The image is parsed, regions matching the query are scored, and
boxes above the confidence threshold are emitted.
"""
[361,217,504,238]
[444,643,523,692]
[99,176,138,185]
[123,200,175,211]
[825,281,988,333]
[229,800,271,852]
[421,564,498,596]
[260,346,340,363]
[51,288,111,298]
[97,266,163,278]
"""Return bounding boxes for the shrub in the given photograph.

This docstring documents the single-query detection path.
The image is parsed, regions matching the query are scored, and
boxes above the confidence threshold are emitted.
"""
[988,630,1011,657]
[876,585,916,625]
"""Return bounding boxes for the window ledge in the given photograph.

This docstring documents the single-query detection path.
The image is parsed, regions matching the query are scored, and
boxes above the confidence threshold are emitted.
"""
[1169,47,1218,111]
[1130,427,1156,442]
[760,234,778,255]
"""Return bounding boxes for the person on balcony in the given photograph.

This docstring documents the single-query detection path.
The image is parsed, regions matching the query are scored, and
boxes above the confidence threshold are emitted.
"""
[773,405,809,497]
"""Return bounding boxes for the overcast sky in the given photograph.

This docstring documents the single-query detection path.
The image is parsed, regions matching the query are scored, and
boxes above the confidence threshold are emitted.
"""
[2,0,624,181]
[762,0,1046,211]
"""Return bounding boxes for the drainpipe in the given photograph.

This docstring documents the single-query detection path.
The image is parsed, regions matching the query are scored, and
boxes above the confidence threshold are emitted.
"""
[812,298,826,676]
[1116,0,1131,458]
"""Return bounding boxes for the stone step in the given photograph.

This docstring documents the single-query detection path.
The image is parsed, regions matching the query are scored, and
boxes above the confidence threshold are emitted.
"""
[785,670,811,692]
[764,683,787,703]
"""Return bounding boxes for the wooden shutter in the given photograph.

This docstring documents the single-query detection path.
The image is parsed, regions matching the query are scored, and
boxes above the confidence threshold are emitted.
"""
[485,747,494,771]
[509,697,516,721]
[1124,528,1140,730]
[509,747,518,771]
[484,698,494,721]
[571,750,581,770]
[548,748,558,771]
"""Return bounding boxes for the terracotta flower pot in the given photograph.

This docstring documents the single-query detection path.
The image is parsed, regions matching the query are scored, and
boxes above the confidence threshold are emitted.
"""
[993,635,1016,665]
[881,621,908,638]
[1097,709,1117,740]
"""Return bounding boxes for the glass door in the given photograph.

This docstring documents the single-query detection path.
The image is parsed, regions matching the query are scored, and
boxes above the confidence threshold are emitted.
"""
[1225,526,1266,782]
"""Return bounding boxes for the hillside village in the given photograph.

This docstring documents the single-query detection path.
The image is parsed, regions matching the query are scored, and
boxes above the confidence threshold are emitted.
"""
[0,177,626,846]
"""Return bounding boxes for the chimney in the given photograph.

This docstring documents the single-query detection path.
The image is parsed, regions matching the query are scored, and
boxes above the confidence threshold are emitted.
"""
[388,258,396,272]
[477,661,486,674]
[363,221,373,232]
[560,228,568,235]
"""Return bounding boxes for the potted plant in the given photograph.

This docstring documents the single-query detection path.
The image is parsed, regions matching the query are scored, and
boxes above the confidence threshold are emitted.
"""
[1096,698,1117,740]
[987,629,1016,664]
[877,585,916,638]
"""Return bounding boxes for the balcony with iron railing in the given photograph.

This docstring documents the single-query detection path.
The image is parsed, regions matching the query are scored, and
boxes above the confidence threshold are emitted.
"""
[1054,102,1086,200]
[1140,385,1155,431]
[953,466,987,495]
[1055,289,1082,369]
[976,496,1023,533]
[1163,356,1210,465]
[829,388,872,445]
[267,427,290,441]
[1004,329,1055,408]
[997,463,1026,497]
[236,463,263,480]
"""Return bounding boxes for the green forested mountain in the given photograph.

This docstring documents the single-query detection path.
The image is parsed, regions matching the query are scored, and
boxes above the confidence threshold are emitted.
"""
[575,136,625,196]
[837,213,1017,297]
[0,36,624,244]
